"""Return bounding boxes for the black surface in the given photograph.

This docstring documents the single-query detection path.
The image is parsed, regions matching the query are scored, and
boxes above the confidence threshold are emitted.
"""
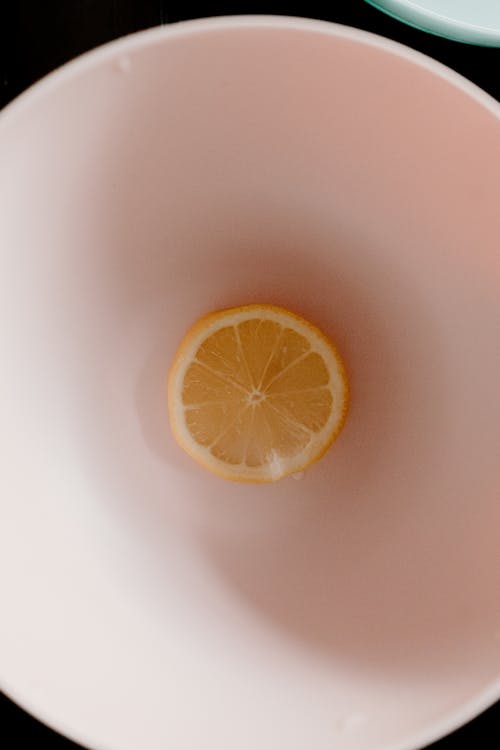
[1,1,499,749]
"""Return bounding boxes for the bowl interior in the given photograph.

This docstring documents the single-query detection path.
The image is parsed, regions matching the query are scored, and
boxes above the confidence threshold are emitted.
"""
[0,18,499,750]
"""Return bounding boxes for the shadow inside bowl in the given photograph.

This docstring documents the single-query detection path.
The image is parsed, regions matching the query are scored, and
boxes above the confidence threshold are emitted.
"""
[72,216,498,683]
[47,76,499,687]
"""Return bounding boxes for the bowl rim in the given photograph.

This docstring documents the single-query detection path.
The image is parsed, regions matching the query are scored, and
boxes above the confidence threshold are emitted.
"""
[365,0,500,47]
[1,14,499,132]
[0,14,498,750]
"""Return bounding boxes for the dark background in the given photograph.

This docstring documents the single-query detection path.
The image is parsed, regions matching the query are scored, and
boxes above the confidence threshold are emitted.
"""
[1,1,499,748]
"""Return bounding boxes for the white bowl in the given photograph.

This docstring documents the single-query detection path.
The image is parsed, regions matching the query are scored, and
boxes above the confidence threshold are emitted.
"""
[0,16,499,750]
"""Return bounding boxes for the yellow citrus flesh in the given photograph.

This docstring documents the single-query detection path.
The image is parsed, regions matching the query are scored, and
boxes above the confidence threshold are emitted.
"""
[168,305,349,482]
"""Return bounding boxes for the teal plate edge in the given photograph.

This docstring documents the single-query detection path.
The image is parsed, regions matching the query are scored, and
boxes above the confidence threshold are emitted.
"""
[365,0,500,47]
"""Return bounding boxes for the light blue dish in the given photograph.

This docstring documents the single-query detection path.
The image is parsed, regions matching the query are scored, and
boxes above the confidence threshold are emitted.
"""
[366,0,500,46]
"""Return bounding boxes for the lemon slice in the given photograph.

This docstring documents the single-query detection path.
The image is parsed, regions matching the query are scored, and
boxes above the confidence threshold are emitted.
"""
[168,305,348,482]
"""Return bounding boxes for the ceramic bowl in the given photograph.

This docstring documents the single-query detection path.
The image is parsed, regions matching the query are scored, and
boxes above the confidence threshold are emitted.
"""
[366,0,500,46]
[0,16,499,750]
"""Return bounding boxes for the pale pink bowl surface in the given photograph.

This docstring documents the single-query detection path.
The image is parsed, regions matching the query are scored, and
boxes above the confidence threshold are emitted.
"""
[0,16,499,750]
